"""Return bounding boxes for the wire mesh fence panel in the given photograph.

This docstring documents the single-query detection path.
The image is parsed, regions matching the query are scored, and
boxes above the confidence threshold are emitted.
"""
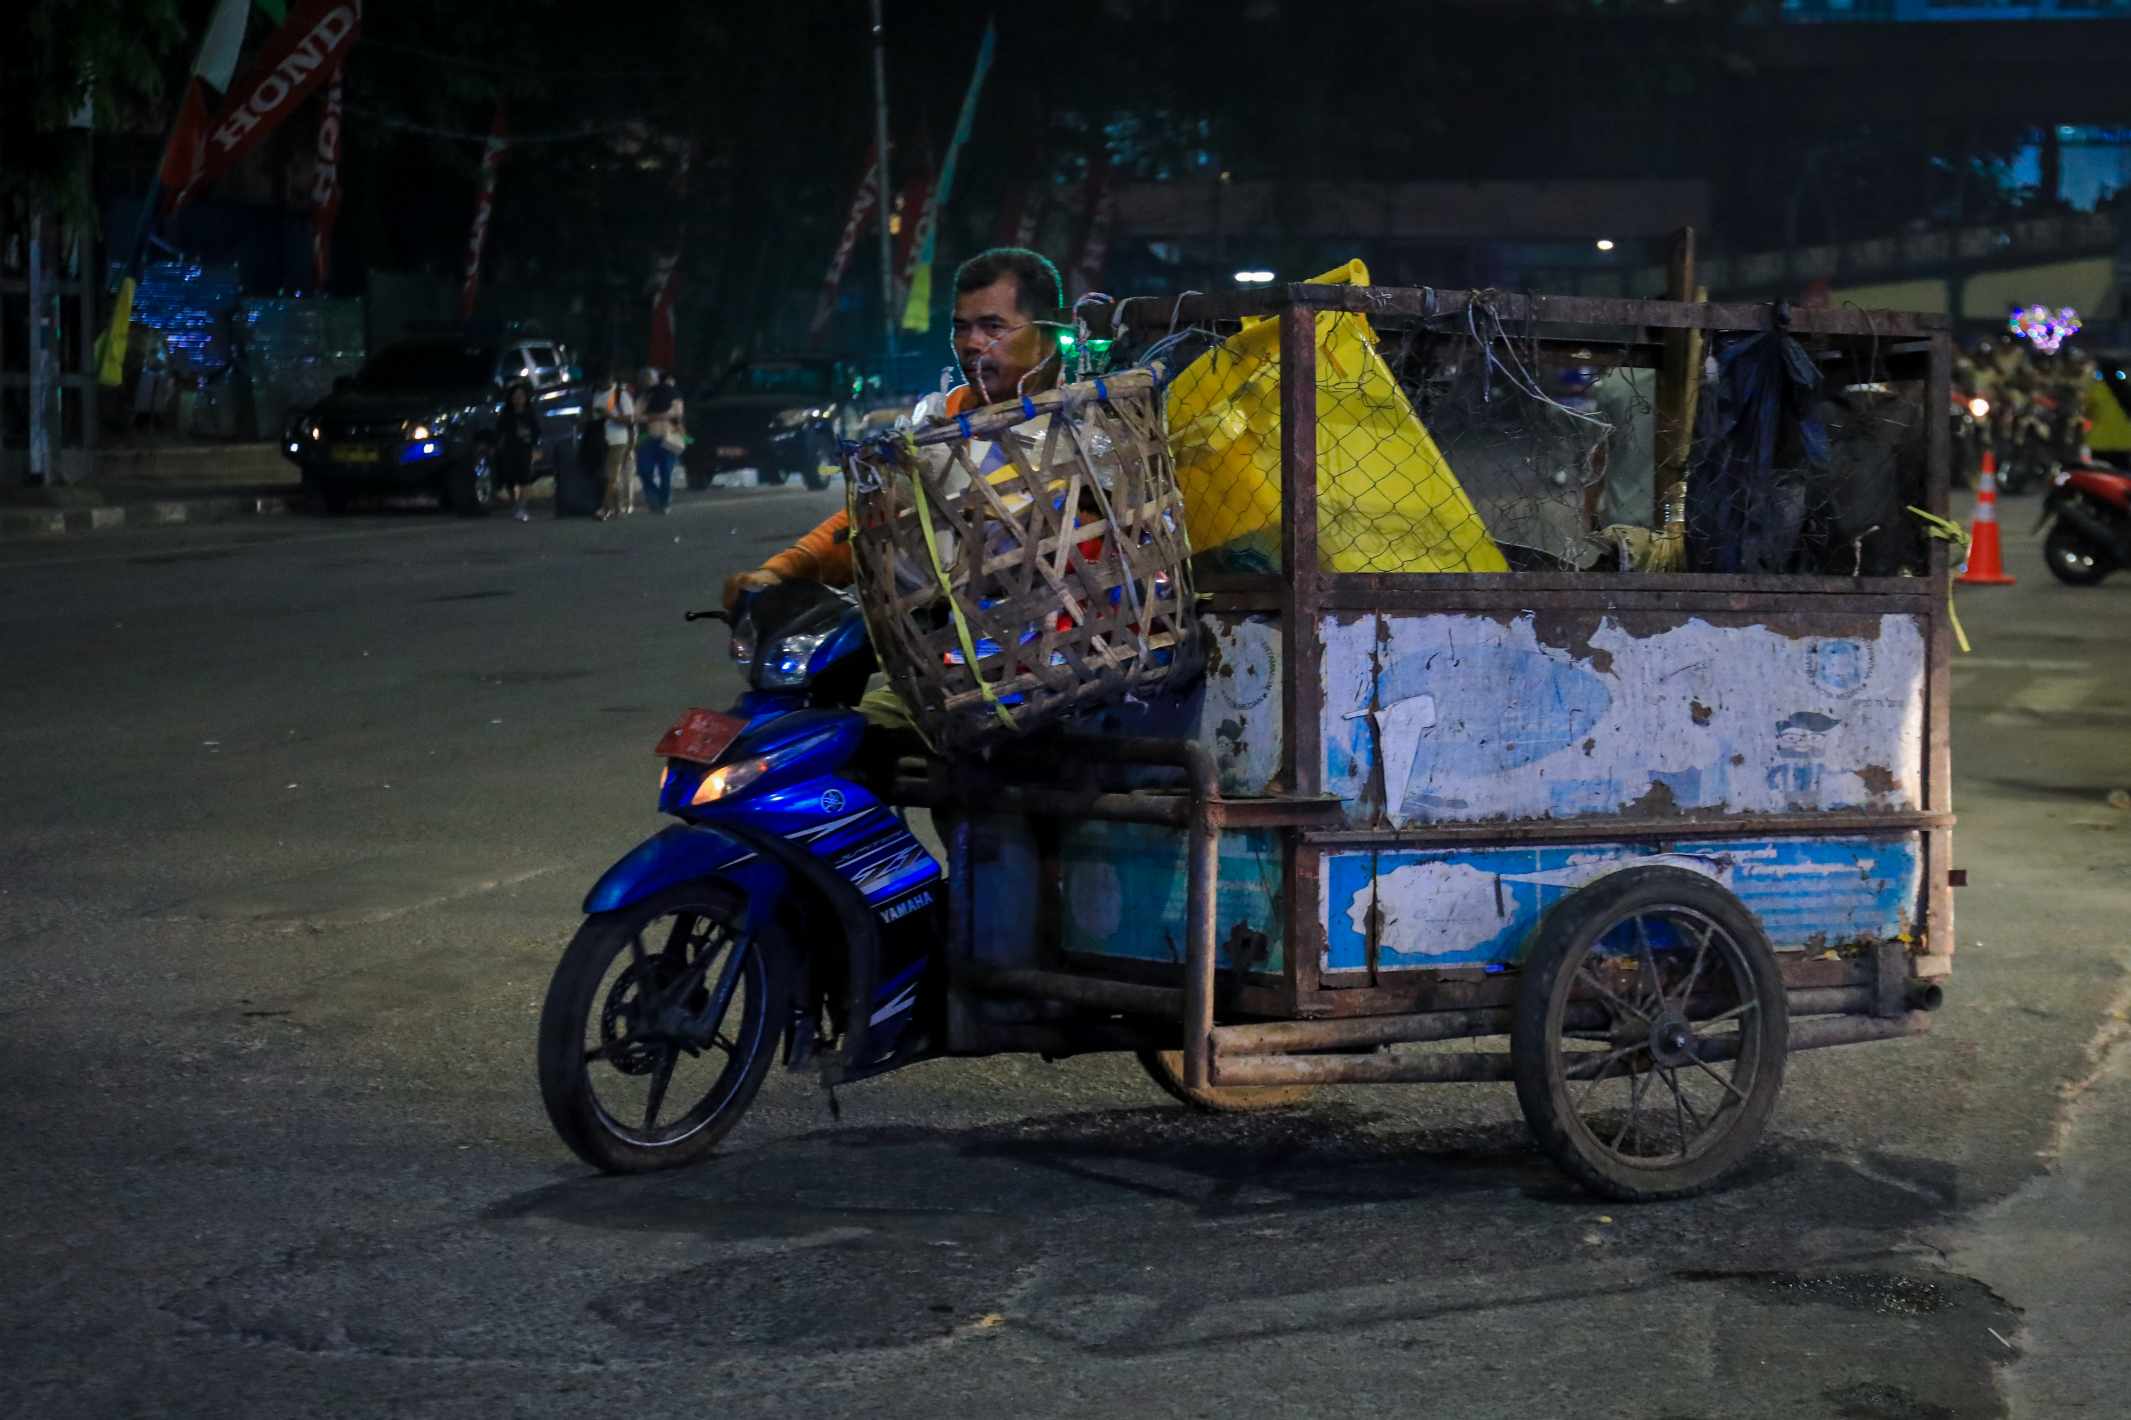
[1144,293,1935,580]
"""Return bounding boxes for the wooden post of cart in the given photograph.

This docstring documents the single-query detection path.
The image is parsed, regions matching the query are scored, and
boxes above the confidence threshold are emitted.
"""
[1654,225,1701,543]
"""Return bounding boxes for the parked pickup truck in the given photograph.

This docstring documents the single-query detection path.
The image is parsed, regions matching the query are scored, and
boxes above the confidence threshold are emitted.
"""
[283,331,588,514]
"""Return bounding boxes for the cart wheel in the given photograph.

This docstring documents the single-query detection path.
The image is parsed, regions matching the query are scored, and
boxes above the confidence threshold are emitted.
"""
[1135,1049,1316,1115]
[1511,866,1788,1202]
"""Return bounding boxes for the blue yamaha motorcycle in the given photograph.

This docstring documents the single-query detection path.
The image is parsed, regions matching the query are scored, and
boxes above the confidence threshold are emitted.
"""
[537,581,947,1173]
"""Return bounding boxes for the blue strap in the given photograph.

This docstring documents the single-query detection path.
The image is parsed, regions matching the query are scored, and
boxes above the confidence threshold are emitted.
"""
[1020,395,1037,421]
[955,414,972,440]
[1094,376,1109,402]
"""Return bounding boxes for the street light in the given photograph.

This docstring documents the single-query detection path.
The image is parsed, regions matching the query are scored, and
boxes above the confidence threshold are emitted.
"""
[1595,239,1615,253]
[1234,269,1274,284]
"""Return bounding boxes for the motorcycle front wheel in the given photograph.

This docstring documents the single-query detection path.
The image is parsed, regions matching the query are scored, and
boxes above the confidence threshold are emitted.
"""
[539,882,787,1173]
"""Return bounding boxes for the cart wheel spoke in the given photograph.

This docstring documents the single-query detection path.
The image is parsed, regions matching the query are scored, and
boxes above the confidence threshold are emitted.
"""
[1574,964,1650,1025]
[1670,921,1718,1012]
[1661,1066,1696,1159]
[1694,999,1758,1030]
[1608,1065,1655,1152]
[1688,1053,1750,1105]
[1633,916,1666,1014]
[1566,1042,1646,1086]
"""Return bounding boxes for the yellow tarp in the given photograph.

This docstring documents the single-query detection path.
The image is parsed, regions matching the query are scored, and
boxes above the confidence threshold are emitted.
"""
[2086,372,2131,456]
[1165,259,1507,574]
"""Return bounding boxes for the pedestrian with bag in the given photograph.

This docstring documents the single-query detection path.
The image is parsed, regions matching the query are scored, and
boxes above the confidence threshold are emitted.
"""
[592,368,636,520]
[635,366,685,515]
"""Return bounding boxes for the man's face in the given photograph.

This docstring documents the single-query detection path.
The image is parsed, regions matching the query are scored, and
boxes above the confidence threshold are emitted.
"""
[953,276,1054,401]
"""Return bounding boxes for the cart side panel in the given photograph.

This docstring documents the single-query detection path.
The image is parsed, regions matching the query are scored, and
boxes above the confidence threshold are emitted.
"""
[1321,611,1926,826]
[1061,612,1284,797]
[1321,833,1924,973]
[1055,820,1285,974]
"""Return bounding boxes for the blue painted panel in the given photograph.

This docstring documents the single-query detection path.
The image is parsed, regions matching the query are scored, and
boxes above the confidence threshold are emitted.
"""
[1324,835,1922,972]
[1060,822,1285,972]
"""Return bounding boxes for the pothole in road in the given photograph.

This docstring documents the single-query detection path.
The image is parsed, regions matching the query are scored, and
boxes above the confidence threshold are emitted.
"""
[1673,1266,1957,1316]
[587,1233,1029,1351]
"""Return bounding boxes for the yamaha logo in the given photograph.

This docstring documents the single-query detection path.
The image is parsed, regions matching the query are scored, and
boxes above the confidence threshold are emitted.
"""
[819,788,846,815]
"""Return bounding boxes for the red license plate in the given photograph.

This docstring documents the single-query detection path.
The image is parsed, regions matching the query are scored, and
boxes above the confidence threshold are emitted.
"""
[654,708,745,765]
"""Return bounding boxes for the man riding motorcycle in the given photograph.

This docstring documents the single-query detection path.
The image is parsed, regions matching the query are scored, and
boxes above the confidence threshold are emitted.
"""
[720,247,1068,737]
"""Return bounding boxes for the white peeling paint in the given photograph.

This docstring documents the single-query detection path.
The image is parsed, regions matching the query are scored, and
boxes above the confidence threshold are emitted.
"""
[1323,612,1926,826]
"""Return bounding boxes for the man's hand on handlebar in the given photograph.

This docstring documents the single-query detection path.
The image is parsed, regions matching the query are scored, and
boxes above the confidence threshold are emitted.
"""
[722,568,782,609]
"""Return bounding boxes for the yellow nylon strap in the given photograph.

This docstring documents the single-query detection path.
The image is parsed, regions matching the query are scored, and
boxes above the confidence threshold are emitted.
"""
[1906,506,1972,655]
[911,469,1019,731]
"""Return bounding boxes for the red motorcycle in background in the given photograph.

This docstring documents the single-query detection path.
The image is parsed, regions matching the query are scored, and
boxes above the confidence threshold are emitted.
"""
[2036,462,2131,585]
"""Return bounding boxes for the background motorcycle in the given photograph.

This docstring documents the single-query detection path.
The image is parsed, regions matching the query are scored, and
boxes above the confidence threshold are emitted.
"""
[2035,463,2131,585]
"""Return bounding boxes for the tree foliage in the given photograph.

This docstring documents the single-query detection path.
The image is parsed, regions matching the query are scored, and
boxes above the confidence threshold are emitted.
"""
[2,0,185,217]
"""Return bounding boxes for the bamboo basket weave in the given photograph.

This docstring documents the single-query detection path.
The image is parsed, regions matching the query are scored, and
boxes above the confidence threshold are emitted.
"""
[846,369,1200,753]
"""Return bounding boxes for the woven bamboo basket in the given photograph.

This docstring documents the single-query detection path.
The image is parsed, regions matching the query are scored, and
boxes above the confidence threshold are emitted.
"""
[846,369,1200,753]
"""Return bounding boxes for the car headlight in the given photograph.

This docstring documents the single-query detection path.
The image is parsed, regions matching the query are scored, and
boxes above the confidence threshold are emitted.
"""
[406,422,433,441]
[307,422,323,441]
[757,630,832,687]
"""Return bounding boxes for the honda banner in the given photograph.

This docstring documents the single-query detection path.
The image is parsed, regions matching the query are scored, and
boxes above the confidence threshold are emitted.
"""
[169,0,363,211]
[309,64,344,286]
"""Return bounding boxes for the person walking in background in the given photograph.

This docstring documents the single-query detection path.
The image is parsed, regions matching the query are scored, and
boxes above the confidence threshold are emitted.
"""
[496,380,543,522]
[593,368,636,520]
[635,366,684,515]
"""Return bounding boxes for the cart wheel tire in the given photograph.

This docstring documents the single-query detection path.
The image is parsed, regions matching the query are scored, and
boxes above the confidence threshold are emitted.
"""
[1511,866,1788,1203]
[1135,1048,1317,1115]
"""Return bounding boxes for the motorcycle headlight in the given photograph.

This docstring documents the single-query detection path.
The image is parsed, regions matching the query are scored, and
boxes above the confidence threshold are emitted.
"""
[690,756,768,806]
[757,630,832,687]
[406,422,433,441]
[307,422,323,441]
[1968,397,1991,420]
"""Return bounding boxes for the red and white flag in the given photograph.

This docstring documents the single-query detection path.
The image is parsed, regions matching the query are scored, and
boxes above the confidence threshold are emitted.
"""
[309,64,345,286]
[460,107,508,319]
[168,0,363,212]
[811,152,880,339]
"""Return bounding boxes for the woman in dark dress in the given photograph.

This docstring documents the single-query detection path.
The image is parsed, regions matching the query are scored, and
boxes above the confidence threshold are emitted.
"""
[497,381,542,522]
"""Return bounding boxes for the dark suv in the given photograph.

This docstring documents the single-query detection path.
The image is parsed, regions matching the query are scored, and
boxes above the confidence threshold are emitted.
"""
[284,332,587,514]
[688,356,870,492]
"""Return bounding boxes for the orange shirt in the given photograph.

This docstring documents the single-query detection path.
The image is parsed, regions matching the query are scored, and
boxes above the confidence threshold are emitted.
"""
[760,385,982,587]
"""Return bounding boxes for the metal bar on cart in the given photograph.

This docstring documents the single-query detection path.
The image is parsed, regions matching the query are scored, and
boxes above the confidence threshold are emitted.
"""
[1306,809,1955,847]
[1209,1010,1935,1087]
[1277,299,1328,1045]
[1144,284,1950,338]
[1207,986,1882,1057]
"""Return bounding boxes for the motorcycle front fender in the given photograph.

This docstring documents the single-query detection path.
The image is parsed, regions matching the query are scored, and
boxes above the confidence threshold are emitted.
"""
[583,822,789,931]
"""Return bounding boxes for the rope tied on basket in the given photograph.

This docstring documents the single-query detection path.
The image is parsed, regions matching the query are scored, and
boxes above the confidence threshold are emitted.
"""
[909,466,1019,732]
[1906,506,1973,654]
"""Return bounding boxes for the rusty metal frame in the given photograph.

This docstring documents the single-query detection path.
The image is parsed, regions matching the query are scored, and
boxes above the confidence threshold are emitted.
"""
[1247,287,1955,1019]
[920,285,1952,1076]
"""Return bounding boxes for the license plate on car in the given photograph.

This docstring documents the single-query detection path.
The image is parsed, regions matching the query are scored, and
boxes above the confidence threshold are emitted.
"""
[655,708,745,765]
[330,446,379,464]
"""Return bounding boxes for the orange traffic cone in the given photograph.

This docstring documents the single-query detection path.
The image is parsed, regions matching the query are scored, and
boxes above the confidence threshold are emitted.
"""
[1957,452,2016,587]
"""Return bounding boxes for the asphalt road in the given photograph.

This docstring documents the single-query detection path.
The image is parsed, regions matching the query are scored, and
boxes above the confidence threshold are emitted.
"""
[2,489,2126,1420]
